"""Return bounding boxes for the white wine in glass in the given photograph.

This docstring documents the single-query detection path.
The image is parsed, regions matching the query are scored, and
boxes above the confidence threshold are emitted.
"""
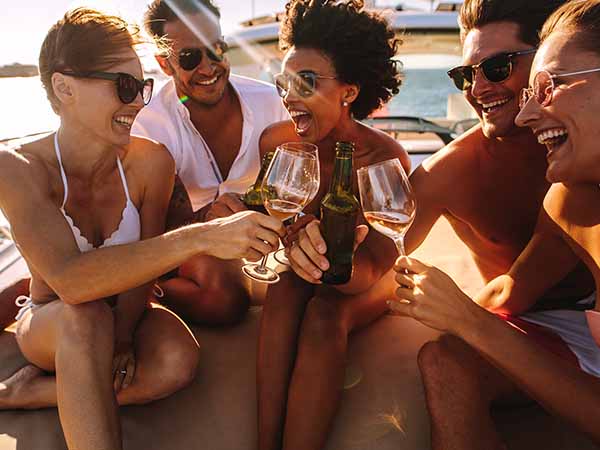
[265,199,304,222]
[272,143,319,266]
[358,159,416,256]
[242,142,319,283]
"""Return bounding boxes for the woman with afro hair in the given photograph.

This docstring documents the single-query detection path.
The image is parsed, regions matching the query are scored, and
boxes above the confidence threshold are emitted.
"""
[257,1,410,449]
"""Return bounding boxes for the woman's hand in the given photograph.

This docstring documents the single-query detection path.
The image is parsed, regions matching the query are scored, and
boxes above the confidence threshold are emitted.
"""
[286,218,368,284]
[113,340,136,393]
[200,210,285,261]
[389,256,483,337]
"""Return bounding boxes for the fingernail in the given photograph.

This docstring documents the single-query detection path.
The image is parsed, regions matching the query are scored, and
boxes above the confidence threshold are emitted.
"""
[313,270,321,278]
[320,261,329,271]
[317,245,325,254]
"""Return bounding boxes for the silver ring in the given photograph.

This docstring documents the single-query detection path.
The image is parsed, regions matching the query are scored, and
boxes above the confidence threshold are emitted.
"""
[120,369,127,375]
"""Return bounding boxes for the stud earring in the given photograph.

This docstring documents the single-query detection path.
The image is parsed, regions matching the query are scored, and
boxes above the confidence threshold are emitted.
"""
[342,101,349,107]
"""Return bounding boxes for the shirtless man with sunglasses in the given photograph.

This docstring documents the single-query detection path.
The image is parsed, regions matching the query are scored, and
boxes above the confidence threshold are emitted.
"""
[391,0,598,446]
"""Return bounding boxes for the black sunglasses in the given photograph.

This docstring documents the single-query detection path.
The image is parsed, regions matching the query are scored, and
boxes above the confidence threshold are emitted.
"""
[447,48,536,91]
[59,71,154,105]
[274,70,337,98]
[177,40,229,71]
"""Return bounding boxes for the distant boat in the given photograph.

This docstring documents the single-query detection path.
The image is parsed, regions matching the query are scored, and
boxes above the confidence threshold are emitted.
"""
[225,0,473,158]
[0,63,38,78]
[227,1,463,80]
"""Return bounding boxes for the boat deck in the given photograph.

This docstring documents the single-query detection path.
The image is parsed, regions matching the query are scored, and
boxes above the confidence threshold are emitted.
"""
[0,218,597,449]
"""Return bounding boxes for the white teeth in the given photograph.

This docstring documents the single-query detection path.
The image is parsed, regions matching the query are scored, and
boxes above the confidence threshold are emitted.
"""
[289,111,308,118]
[115,116,134,127]
[537,128,568,145]
[197,75,218,85]
[481,98,510,109]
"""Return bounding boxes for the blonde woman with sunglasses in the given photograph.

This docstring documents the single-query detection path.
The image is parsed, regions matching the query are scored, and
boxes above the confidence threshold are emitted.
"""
[0,8,285,450]
[390,1,600,448]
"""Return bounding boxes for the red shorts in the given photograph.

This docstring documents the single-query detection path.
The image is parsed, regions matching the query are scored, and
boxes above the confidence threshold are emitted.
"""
[497,313,579,366]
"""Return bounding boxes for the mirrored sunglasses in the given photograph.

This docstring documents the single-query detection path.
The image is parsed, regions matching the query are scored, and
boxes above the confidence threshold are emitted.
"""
[177,40,229,71]
[274,71,337,98]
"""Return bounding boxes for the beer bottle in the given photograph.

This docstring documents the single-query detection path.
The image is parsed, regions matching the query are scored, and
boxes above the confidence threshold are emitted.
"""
[243,151,274,214]
[320,142,359,284]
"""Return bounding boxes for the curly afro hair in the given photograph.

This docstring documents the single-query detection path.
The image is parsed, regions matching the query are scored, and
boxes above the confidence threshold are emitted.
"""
[279,0,402,120]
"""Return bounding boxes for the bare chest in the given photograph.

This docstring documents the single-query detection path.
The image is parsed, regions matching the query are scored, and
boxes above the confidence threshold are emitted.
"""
[446,175,549,277]
[194,110,243,181]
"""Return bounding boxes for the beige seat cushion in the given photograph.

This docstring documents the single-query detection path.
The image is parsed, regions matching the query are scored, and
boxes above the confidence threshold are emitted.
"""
[0,219,597,449]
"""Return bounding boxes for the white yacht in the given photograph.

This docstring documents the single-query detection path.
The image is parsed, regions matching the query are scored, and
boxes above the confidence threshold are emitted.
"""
[226,0,476,164]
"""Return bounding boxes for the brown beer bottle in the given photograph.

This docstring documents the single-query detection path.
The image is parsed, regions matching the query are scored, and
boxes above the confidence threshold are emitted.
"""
[243,151,274,213]
[320,142,359,284]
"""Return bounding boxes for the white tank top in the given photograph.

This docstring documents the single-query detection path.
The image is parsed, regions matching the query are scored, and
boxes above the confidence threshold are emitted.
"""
[54,133,141,252]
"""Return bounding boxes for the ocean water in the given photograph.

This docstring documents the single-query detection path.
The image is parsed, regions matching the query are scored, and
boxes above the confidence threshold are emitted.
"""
[0,67,457,142]
[0,77,59,141]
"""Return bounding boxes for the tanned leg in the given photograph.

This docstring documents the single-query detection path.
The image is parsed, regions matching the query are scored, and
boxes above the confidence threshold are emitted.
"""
[158,255,250,326]
[282,286,390,450]
[13,300,121,450]
[0,305,199,409]
[257,271,314,450]
[0,276,30,330]
[418,335,529,450]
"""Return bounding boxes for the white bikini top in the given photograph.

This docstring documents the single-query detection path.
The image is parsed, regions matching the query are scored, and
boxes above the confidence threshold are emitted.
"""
[54,133,141,252]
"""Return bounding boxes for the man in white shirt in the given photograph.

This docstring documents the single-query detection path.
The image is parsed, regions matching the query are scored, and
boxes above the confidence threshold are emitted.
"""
[133,0,288,325]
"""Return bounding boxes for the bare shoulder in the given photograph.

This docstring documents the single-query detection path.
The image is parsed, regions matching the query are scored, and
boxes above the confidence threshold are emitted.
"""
[0,139,53,213]
[543,182,599,225]
[124,136,175,177]
[359,124,410,171]
[421,124,482,174]
[408,124,484,205]
[259,120,297,157]
[0,139,51,190]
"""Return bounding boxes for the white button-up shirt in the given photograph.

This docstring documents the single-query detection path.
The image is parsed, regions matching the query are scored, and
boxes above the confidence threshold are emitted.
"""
[132,74,288,211]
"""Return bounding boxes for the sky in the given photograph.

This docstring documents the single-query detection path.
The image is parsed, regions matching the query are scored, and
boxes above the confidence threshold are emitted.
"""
[0,0,289,66]
[1,0,429,66]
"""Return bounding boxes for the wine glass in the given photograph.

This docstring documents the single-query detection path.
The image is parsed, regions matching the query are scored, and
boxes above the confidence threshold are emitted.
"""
[273,143,320,265]
[242,142,320,283]
[357,158,416,256]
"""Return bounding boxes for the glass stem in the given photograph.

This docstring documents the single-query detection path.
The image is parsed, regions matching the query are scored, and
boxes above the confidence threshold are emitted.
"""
[255,255,269,274]
[393,236,405,256]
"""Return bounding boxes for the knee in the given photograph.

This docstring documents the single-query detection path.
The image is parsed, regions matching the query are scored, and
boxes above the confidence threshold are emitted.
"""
[300,298,346,349]
[144,339,200,402]
[418,335,465,377]
[59,301,114,350]
[418,334,483,398]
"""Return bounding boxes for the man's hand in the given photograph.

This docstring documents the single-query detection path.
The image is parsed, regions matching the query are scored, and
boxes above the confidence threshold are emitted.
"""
[287,219,368,284]
[113,340,136,393]
[389,256,483,337]
[201,210,285,261]
[205,193,247,221]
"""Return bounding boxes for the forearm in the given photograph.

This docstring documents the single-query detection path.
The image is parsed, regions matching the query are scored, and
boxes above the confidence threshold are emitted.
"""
[475,275,544,315]
[459,309,600,442]
[49,224,209,304]
[114,283,152,340]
